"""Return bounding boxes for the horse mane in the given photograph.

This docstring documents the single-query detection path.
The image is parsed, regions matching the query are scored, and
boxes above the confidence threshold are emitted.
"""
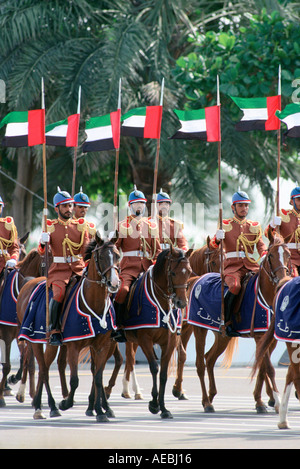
[84,239,97,261]
[16,248,38,268]
[153,248,185,276]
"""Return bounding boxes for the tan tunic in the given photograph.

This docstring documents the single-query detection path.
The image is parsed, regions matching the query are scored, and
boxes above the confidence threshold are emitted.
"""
[157,215,189,251]
[0,216,19,273]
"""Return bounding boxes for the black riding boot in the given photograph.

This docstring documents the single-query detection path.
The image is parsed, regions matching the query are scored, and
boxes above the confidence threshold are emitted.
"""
[49,298,63,346]
[224,291,241,337]
[111,302,127,343]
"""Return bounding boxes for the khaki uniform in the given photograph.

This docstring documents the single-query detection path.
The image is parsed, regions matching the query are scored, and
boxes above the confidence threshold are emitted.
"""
[0,216,19,272]
[275,208,300,274]
[157,215,189,251]
[210,217,267,295]
[38,217,90,302]
[115,215,161,304]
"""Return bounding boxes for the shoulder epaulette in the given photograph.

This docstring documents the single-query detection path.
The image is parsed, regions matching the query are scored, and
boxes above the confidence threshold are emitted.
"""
[223,218,233,232]
[46,219,57,234]
[248,220,262,235]
[280,208,292,223]
[87,221,96,236]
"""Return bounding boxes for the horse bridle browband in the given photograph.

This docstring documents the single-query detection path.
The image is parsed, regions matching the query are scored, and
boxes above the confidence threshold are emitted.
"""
[261,242,291,285]
[152,252,189,302]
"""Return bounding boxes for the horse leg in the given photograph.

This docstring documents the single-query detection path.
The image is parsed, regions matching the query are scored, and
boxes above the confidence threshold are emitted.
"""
[138,338,160,415]
[104,342,123,399]
[0,341,11,407]
[15,343,36,403]
[193,327,214,412]
[205,333,231,406]
[172,322,193,400]
[157,336,177,419]
[122,342,136,399]
[59,344,79,411]
[57,346,68,398]
[278,343,300,429]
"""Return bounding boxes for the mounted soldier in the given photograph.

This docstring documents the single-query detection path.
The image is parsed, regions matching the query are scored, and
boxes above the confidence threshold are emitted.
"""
[210,190,267,336]
[111,186,161,342]
[73,187,96,239]
[268,185,300,276]
[0,196,19,275]
[156,189,189,252]
[38,188,90,346]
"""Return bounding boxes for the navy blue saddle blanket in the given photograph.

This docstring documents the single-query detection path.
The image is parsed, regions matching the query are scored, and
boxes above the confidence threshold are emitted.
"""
[187,273,272,334]
[124,274,182,331]
[18,280,116,344]
[0,270,19,326]
[274,276,300,343]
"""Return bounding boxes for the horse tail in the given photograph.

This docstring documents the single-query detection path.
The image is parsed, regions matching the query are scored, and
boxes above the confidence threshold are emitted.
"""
[220,337,239,369]
[251,314,276,379]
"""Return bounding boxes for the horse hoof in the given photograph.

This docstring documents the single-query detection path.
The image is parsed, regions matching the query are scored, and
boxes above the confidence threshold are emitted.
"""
[85,409,94,417]
[172,387,188,400]
[268,399,275,408]
[256,405,268,414]
[33,409,46,420]
[135,393,143,400]
[59,400,70,411]
[0,398,6,408]
[8,375,18,385]
[149,402,160,414]
[4,389,14,397]
[106,409,115,418]
[121,392,131,399]
[50,409,61,418]
[16,394,25,403]
[161,410,173,419]
[96,414,110,423]
[278,421,289,429]
[204,405,215,413]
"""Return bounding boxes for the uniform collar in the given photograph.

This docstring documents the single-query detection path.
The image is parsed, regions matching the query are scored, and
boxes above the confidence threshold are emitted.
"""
[57,217,72,226]
[232,216,247,225]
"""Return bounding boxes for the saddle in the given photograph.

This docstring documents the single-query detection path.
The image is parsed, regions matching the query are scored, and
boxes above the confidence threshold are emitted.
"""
[60,274,82,332]
[126,272,147,317]
[232,271,256,318]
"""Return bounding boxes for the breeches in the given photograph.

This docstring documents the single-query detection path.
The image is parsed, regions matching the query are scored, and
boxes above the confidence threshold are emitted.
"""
[50,280,68,303]
[115,271,137,304]
[224,266,250,295]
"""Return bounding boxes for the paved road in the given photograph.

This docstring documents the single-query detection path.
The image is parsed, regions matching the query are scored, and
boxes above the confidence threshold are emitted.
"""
[0,363,300,450]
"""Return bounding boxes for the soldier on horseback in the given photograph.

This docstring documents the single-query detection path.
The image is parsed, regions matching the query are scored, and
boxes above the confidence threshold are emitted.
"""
[210,190,267,337]
[111,186,161,342]
[38,188,90,346]
[268,185,300,276]
[73,187,96,239]
[0,196,19,274]
[156,189,189,252]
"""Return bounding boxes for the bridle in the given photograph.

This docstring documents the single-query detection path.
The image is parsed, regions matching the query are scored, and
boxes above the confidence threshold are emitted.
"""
[260,242,291,285]
[86,242,120,291]
[204,247,219,273]
[152,252,190,302]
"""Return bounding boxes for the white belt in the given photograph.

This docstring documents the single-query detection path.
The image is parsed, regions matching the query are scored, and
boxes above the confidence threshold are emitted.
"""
[160,243,170,249]
[287,243,300,250]
[123,251,144,257]
[226,251,255,259]
[53,256,81,263]
[0,249,8,256]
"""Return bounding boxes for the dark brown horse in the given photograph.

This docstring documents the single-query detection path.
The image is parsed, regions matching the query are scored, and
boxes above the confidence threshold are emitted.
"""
[0,247,48,407]
[190,229,291,413]
[122,246,192,419]
[17,233,120,421]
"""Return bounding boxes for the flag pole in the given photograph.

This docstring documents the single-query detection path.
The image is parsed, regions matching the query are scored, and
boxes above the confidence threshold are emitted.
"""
[71,85,81,197]
[113,78,122,232]
[41,77,50,337]
[151,77,164,219]
[276,64,281,217]
[216,75,225,337]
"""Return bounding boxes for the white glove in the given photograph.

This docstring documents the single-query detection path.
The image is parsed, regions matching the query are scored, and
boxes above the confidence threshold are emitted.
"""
[6,258,17,268]
[216,229,225,240]
[41,232,50,244]
[270,215,281,228]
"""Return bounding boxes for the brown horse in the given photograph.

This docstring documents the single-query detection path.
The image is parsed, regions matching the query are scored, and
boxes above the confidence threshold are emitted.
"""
[121,246,192,419]
[16,233,120,421]
[0,248,48,407]
[189,228,292,414]
[172,236,220,399]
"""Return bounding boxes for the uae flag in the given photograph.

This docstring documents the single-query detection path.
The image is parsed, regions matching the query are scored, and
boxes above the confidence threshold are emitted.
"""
[0,110,45,147]
[230,96,281,131]
[82,110,120,152]
[46,114,80,147]
[121,106,162,139]
[170,106,220,142]
[276,103,300,138]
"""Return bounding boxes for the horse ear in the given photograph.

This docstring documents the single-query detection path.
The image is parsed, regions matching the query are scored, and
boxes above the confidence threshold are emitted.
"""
[266,225,274,243]
[206,236,211,248]
[109,230,119,244]
[185,247,193,259]
[19,232,30,245]
[95,230,104,246]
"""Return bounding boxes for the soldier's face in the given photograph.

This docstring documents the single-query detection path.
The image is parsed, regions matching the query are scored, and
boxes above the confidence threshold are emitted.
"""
[55,203,74,220]
[74,205,88,219]
[158,202,171,217]
[232,202,249,219]
[294,198,300,211]
[130,202,146,216]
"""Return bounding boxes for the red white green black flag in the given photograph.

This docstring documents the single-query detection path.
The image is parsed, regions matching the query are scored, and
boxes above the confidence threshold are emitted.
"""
[0,110,45,147]
[170,106,221,142]
[230,96,281,131]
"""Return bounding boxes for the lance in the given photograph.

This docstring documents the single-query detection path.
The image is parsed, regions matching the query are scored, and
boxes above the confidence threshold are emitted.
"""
[71,85,81,197]
[151,78,164,219]
[216,76,226,337]
[276,64,281,217]
[41,78,50,336]
[113,78,122,232]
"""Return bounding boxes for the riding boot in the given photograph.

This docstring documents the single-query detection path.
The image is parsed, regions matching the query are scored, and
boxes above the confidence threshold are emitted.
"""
[111,302,127,343]
[49,298,63,346]
[224,291,241,337]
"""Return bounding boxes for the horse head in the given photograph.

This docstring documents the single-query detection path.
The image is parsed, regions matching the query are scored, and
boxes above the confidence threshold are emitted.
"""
[262,226,292,286]
[85,231,120,294]
[154,245,192,309]
[189,236,220,276]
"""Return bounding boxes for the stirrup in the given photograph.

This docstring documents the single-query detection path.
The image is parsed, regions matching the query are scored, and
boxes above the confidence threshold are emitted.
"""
[49,331,63,346]
[111,329,127,343]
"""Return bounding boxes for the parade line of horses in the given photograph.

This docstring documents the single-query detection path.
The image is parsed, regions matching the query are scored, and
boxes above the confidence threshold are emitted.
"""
[0,230,300,429]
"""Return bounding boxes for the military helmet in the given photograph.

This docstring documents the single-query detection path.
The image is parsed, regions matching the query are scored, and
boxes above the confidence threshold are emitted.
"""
[232,190,251,205]
[128,185,147,205]
[157,189,172,204]
[53,187,74,207]
[290,186,300,201]
[74,187,90,207]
